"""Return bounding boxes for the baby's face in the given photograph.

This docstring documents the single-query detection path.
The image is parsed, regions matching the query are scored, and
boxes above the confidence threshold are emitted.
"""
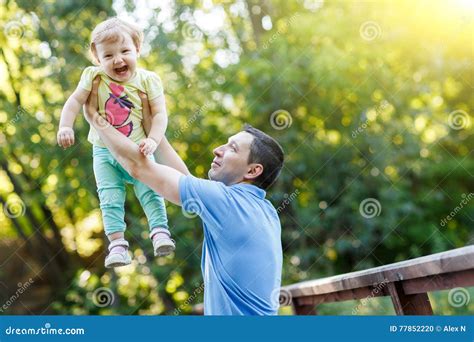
[95,33,138,82]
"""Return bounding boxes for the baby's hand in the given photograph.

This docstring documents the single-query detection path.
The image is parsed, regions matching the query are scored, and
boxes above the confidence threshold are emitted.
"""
[57,127,75,148]
[139,137,158,155]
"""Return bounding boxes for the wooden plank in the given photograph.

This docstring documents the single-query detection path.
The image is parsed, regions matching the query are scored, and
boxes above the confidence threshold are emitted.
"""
[403,269,474,295]
[283,246,474,298]
[295,285,388,306]
[292,269,474,305]
[195,266,474,315]
[285,273,390,298]
[387,282,433,315]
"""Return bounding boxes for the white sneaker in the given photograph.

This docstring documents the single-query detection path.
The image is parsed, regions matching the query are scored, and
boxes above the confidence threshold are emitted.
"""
[105,239,132,268]
[151,228,176,257]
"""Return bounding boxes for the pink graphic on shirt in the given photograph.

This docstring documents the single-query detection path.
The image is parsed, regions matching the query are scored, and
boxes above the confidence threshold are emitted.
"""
[116,122,133,136]
[104,82,134,137]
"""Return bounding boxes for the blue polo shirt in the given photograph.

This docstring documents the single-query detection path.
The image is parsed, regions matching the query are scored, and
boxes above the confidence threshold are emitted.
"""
[179,175,282,315]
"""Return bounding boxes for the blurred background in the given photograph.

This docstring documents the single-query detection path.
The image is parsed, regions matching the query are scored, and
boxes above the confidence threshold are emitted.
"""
[0,0,472,315]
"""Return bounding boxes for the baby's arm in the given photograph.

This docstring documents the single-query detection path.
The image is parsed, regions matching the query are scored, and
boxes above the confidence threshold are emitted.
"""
[140,92,190,175]
[57,87,90,148]
[139,95,168,155]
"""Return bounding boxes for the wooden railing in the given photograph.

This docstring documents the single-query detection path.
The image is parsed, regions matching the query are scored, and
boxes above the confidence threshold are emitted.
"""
[281,245,474,315]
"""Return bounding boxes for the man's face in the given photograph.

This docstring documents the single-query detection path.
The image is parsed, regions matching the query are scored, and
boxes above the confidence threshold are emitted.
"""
[208,131,255,185]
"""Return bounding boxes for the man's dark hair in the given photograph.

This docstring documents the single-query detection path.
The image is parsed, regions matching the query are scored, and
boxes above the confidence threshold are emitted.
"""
[243,124,284,190]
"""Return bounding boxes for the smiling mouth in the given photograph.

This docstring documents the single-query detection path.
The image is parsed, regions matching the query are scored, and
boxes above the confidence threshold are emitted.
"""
[211,161,221,168]
[114,65,128,74]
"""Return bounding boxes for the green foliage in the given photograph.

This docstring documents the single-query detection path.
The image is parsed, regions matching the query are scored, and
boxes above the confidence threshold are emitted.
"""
[0,0,472,315]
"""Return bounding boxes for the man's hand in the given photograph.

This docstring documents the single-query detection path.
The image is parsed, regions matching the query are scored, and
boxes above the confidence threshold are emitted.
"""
[83,76,101,124]
[139,137,158,155]
[57,127,75,148]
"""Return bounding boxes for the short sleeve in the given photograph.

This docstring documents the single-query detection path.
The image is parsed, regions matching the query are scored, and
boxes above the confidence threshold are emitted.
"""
[144,72,164,101]
[78,66,100,91]
[179,175,230,232]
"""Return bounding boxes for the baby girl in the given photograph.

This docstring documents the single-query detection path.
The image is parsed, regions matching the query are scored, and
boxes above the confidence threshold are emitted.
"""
[57,18,175,268]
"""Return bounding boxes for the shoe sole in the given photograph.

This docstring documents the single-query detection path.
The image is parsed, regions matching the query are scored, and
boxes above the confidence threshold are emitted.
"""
[154,245,175,257]
[105,255,131,268]
[105,261,131,268]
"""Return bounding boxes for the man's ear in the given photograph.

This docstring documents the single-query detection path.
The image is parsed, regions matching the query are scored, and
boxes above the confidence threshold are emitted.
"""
[244,163,263,181]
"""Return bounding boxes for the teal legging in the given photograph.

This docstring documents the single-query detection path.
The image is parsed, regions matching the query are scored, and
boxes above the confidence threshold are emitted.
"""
[92,146,168,236]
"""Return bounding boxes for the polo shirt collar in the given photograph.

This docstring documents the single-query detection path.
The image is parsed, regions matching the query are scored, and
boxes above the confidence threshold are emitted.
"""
[233,182,266,199]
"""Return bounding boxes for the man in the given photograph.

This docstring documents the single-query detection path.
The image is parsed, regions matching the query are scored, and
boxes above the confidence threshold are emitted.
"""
[83,78,285,315]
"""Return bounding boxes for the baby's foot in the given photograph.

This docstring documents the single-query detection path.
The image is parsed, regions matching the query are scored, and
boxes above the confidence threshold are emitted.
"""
[105,239,132,268]
[150,227,175,257]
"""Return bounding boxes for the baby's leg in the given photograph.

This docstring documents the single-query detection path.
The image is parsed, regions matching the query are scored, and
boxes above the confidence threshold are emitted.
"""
[93,147,130,267]
[94,147,127,235]
[133,180,168,230]
[133,180,175,257]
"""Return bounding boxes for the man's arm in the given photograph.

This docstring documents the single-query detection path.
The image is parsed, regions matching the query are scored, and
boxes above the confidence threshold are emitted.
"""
[83,77,183,205]
[155,137,190,176]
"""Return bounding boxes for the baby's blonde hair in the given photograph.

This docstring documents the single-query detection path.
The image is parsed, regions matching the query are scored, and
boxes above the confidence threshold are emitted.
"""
[90,17,143,63]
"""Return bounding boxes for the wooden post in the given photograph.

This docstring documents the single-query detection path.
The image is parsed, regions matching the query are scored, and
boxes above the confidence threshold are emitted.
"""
[387,281,433,315]
[293,299,317,315]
